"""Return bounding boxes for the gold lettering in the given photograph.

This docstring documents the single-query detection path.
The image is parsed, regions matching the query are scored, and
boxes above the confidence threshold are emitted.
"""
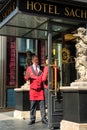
[69,9,75,17]
[27,0,34,10]
[75,9,80,18]
[54,6,60,15]
[49,4,54,14]
[8,6,12,14]
[2,14,5,20]
[1,0,16,22]
[3,13,7,19]
[64,7,69,16]
[2,3,15,21]
[13,1,16,9]
[34,2,42,12]
[81,10,87,19]
[42,3,48,13]
[64,7,82,18]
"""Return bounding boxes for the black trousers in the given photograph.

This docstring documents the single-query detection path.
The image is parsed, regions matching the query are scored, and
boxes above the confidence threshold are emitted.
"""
[44,88,48,108]
[30,100,46,121]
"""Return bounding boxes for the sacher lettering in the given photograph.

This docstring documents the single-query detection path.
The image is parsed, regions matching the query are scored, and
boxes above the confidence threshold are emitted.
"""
[65,7,87,19]
[27,0,87,19]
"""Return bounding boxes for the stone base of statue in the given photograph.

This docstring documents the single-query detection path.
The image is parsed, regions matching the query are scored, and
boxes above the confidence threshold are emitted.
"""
[14,110,41,119]
[14,110,29,119]
[60,82,87,130]
[14,86,40,119]
[14,88,30,119]
[60,120,87,130]
[71,81,87,87]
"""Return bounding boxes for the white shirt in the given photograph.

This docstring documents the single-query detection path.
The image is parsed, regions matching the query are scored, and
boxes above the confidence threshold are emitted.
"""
[33,64,40,72]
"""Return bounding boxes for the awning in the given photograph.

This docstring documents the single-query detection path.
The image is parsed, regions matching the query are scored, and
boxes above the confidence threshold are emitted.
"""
[0,0,86,39]
[0,10,76,39]
[0,9,48,39]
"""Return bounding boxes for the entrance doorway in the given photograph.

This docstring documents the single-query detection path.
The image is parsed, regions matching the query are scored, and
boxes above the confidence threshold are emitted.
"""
[47,20,85,87]
[52,31,77,86]
[47,20,86,128]
[0,0,86,117]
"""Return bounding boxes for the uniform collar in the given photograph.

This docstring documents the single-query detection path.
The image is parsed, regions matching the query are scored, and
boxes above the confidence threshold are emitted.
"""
[33,64,40,71]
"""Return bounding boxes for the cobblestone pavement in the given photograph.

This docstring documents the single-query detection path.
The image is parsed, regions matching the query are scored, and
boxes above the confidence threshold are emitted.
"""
[0,111,60,130]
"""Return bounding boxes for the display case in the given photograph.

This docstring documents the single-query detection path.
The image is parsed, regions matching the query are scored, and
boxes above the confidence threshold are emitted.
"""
[18,52,26,87]
[6,39,16,86]
[6,37,16,107]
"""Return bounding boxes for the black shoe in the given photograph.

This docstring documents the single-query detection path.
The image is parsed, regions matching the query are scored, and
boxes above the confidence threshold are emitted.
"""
[42,118,48,124]
[28,121,35,125]
[45,118,48,122]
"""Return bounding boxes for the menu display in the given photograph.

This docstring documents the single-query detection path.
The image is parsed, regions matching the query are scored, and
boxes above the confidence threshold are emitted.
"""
[7,40,16,86]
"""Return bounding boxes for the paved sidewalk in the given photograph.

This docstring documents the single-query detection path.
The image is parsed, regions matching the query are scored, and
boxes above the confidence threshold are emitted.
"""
[0,111,60,130]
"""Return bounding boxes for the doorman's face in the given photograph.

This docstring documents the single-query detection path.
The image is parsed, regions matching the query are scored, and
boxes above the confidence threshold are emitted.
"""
[32,57,39,65]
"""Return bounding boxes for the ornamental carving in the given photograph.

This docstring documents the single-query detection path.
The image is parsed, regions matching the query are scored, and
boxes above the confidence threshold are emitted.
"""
[62,48,70,63]
[74,27,87,81]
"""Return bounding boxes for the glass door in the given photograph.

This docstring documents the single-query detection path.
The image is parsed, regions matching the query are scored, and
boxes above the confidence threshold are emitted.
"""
[52,37,76,87]
[47,20,86,128]
[49,20,85,87]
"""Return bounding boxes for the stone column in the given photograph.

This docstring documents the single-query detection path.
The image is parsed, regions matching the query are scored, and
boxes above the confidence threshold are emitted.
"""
[60,86,87,130]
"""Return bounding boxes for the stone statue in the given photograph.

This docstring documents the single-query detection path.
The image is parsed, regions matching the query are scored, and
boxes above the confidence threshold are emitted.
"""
[74,27,87,81]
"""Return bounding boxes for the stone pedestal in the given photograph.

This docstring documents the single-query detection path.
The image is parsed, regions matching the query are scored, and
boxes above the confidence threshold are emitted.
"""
[14,88,40,119]
[14,110,41,119]
[14,88,30,119]
[61,120,87,130]
[71,82,87,87]
[60,85,87,130]
[14,110,29,119]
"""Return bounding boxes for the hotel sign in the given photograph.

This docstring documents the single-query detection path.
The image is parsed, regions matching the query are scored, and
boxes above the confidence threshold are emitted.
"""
[0,0,87,23]
[19,0,87,21]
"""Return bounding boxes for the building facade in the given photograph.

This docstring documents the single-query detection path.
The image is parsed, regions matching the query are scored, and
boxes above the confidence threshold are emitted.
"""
[0,0,87,108]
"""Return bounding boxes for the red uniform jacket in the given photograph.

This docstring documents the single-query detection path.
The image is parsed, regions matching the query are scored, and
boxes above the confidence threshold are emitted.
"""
[24,65,44,100]
[42,66,48,89]
[42,65,61,89]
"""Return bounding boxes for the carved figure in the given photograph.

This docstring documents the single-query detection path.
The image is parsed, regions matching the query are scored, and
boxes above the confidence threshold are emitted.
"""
[74,27,87,81]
